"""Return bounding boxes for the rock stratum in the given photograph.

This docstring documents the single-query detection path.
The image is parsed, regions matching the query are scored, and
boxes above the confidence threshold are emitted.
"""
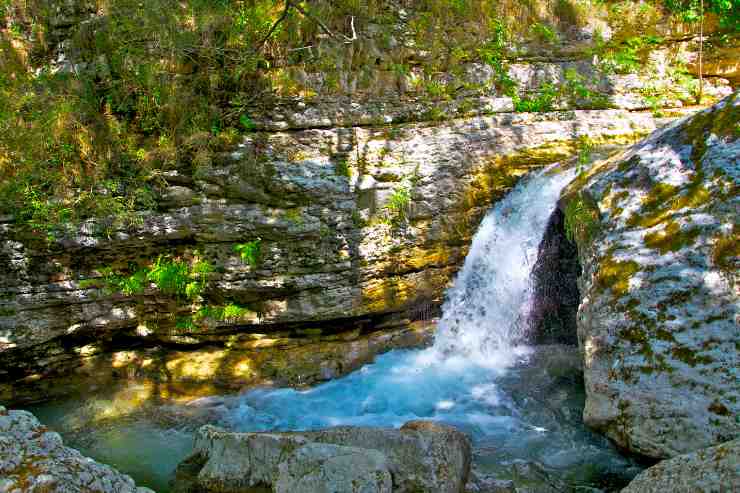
[564,92,739,458]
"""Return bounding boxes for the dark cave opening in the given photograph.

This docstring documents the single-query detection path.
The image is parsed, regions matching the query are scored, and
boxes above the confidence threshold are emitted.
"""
[528,203,582,346]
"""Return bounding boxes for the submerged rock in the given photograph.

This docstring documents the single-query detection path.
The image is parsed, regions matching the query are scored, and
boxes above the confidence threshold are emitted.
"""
[174,420,472,493]
[564,92,739,458]
[0,405,151,493]
[621,438,740,492]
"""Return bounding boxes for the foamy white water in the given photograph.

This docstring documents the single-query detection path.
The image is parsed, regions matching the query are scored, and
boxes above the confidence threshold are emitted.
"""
[215,165,577,435]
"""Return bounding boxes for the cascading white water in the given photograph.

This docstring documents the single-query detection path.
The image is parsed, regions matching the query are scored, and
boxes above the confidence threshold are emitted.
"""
[432,165,577,366]
[210,165,578,434]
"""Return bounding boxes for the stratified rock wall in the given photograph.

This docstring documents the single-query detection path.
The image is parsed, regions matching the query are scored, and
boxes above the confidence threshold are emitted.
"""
[0,109,665,405]
[565,92,739,458]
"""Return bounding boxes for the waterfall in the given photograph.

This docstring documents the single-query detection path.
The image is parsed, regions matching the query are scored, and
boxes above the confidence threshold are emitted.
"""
[433,165,577,366]
[214,165,578,435]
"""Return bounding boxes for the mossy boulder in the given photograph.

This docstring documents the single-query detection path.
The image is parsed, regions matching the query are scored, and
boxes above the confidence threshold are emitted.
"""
[564,92,739,459]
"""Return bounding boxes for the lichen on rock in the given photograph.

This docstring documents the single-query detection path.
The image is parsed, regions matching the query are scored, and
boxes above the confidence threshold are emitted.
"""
[563,91,740,458]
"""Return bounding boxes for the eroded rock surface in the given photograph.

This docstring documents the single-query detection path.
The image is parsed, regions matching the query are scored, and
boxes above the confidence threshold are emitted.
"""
[564,92,739,458]
[0,405,151,493]
[275,443,392,493]
[621,438,740,493]
[175,420,472,493]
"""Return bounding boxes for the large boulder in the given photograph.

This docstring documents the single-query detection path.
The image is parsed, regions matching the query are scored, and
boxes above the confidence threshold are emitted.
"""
[175,420,472,493]
[0,406,151,493]
[621,438,740,492]
[563,92,739,458]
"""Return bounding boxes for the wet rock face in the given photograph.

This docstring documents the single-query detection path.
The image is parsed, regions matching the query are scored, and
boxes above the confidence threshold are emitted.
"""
[564,92,740,459]
[0,109,664,406]
[174,420,472,493]
[622,438,740,493]
[528,205,581,345]
[0,406,151,493]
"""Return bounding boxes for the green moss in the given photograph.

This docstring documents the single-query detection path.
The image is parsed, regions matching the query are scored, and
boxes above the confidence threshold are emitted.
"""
[595,256,640,299]
[0,307,16,317]
[671,345,714,367]
[644,221,702,254]
[681,97,740,164]
[711,226,739,275]
[564,191,601,246]
[654,328,676,342]
[627,177,712,229]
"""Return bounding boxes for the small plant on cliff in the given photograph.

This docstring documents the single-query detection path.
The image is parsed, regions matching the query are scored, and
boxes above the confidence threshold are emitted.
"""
[147,256,212,300]
[477,18,517,96]
[235,239,262,267]
[530,22,559,44]
[384,185,412,226]
[576,137,595,175]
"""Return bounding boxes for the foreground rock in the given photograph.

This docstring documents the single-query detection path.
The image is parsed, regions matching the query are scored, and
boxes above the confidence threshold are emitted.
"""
[622,438,740,492]
[0,406,151,493]
[564,92,739,457]
[174,420,472,493]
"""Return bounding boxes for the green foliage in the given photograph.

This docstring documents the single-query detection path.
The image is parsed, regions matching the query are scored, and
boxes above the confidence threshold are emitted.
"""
[235,239,262,267]
[563,68,611,109]
[598,35,663,74]
[476,18,517,95]
[514,83,558,112]
[576,137,594,175]
[564,194,600,245]
[384,185,411,225]
[664,0,739,30]
[96,254,212,300]
[239,114,257,131]
[194,303,254,323]
[334,157,351,177]
[424,80,449,99]
[530,22,559,44]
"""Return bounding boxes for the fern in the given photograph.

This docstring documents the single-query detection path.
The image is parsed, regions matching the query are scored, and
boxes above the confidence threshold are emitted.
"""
[235,239,262,267]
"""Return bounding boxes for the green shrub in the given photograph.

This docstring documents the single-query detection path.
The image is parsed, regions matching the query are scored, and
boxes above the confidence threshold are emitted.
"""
[530,22,559,44]
[95,254,212,300]
[235,239,262,267]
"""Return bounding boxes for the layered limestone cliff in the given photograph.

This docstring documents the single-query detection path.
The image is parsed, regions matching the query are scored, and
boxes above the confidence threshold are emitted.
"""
[1,109,668,405]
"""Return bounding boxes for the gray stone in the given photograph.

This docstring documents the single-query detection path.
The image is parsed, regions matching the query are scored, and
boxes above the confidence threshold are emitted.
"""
[621,438,740,492]
[0,406,149,493]
[176,420,472,493]
[274,442,392,493]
